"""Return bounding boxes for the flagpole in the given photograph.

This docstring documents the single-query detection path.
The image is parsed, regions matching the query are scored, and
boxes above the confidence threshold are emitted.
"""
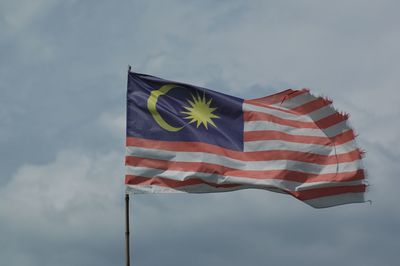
[125,65,132,266]
[125,193,131,266]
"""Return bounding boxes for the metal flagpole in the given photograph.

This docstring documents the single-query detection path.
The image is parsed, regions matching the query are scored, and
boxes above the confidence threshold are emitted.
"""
[125,65,132,266]
[125,193,131,266]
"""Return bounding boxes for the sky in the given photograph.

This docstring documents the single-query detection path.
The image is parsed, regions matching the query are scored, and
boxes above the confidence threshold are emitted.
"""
[1,0,399,265]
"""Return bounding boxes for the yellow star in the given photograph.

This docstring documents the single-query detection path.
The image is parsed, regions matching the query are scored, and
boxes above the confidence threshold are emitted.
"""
[181,92,220,129]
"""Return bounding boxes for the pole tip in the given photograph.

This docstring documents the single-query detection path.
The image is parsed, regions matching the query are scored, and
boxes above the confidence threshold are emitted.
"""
[128,65,132,73]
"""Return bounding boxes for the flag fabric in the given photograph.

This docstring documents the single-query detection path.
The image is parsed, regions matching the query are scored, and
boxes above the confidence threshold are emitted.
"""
[125,71,367,208]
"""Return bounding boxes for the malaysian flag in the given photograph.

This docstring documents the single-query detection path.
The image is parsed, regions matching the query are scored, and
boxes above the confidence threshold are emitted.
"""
[125,71,367,208]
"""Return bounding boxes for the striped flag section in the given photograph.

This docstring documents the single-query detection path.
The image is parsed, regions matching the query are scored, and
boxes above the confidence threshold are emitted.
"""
[125,72,367,208]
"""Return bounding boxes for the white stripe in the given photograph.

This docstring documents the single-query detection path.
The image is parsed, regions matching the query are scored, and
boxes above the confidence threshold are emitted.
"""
[243,139,358,155]
[307,105,337,121]
[322,120,351,137]
[126,184,252,194]
[126,184,185,194]
[295,180,365,191]
[125,166,364,192]
[244,120,351,138]
[126,146,362,174]
[244,120,326,136]
[304,192,365,208]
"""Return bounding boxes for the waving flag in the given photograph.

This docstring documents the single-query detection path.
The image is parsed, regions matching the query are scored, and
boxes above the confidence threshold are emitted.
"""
[125,71,367,208]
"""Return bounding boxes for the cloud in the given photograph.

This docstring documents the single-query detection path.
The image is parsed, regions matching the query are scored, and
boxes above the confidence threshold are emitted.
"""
[98,112,126,140]
[0,0,56,30]
[0,149,124,266]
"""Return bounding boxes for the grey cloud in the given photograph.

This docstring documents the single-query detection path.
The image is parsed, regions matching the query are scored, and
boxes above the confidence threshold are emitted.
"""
[0,149,124,266]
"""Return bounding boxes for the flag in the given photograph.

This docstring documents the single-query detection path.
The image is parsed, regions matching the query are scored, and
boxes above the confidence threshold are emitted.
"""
[125,71,367,208]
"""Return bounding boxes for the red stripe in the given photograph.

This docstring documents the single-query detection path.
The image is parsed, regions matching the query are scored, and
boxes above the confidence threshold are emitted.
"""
[126,137,362,164]
[244,110,347,129]
[290,184,366,201]
[291,97,332,114]
[244,129,355,146]
[315,112,348,129]
[125,175,365,201]
[125,156,364,183]
[245,89,309,106]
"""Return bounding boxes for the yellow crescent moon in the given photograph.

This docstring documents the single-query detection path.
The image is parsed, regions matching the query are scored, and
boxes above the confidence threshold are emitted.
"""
[147,84,183,132]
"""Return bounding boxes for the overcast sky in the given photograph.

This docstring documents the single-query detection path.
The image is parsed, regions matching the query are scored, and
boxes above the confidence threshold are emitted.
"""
[1,0,399,265]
